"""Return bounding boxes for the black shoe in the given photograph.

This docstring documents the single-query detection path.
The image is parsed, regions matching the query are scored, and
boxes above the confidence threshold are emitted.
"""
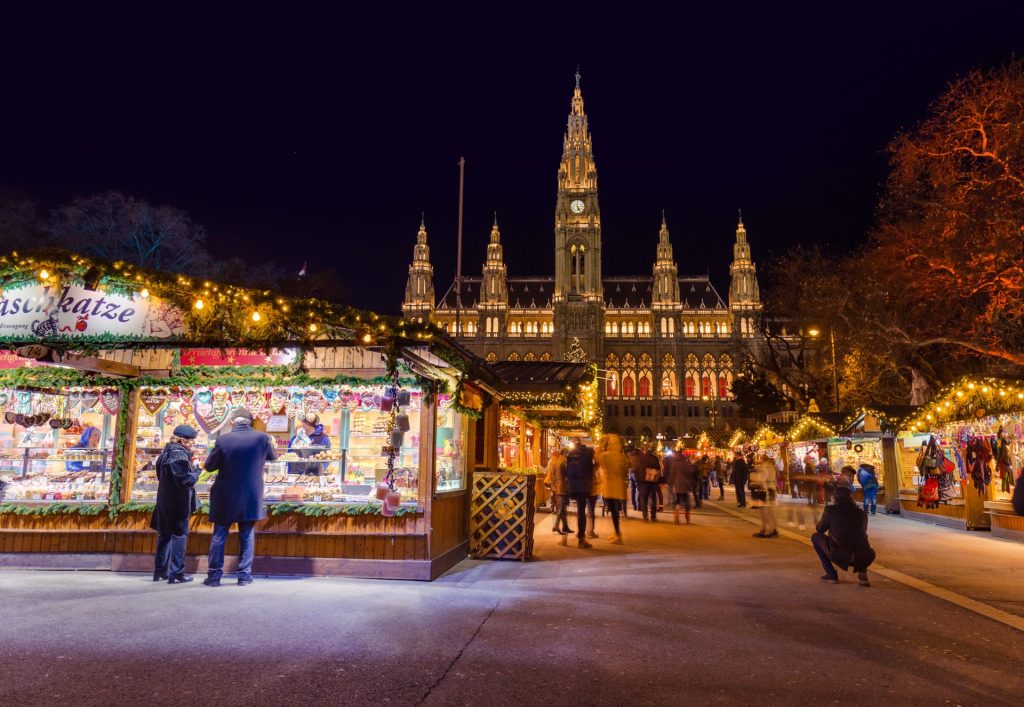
[167,575,194,584]
[153,571,168,582]
[237,577,253,586]
[765,530,779,537]
[753,531,767,537]
[202,577,221,587]
[821,574,839,583]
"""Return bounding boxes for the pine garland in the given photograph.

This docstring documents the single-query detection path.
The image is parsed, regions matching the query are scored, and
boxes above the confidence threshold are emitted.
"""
[0,502,106,516]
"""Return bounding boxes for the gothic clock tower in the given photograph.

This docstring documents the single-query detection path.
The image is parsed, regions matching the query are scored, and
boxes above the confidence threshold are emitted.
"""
[553,70,604,361]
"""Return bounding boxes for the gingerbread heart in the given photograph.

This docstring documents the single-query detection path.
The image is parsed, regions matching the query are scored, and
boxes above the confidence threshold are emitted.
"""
[179,389,195,403]
[321,388,338,403]
[140,388,169,415]
[194,402,230,435]
[177,402,194,417]
[100,388,121,416]
[196,389,213,405]
[0,392,8,409]
[80,389,100,410]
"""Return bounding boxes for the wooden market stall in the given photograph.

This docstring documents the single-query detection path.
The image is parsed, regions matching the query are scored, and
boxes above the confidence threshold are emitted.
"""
[896,377,1024,535]
[0,249,502,580]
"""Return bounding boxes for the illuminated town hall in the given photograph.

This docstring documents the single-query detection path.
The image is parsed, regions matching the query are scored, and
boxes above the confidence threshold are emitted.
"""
[403,74,764,442]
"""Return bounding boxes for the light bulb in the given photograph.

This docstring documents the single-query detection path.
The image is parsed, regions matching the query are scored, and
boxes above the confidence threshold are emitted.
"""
[39,269,50,280]
[140,288,150,298]
[194,299,205,310]
[251,311,261,322]
[309,323,318,332]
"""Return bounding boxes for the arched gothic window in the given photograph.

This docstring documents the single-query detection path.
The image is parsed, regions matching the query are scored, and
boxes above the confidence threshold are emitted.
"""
[524,352,536,361]
[685,354,699,399]
[508,351,520,361]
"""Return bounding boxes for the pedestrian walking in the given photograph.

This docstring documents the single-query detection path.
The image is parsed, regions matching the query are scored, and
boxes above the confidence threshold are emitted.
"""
[636,445,663,522]
[665,449,698,524]
[732,452,750,508]
[750,454,779,537]
[812,486,876,585]
[818,455,835,505]
[714,456,727,500]
[544,448,571,535]
[203,408,278,587]
[150,425,201,584]
[696,455,711,504]
[627,448,640,511]
[597,434,629,544]
[586,460,603,540]
[857,462,880,515]
[564,440,597,548]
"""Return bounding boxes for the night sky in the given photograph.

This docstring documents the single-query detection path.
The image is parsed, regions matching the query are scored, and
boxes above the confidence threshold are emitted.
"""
[3,5,1023,312]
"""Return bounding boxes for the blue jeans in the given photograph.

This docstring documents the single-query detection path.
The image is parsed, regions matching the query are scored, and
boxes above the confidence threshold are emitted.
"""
[208,521,256,580]
[862,487,878,514]
[155,532,187,578]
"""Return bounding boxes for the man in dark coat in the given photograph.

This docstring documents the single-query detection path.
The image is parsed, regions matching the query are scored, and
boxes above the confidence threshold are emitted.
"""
[151,425,200,584]
[812,486,876,586]
[563,441,596,548]
[203,408,277,586]
[636,445,663,522]
[665,451,698,524]
[731,453,750,508]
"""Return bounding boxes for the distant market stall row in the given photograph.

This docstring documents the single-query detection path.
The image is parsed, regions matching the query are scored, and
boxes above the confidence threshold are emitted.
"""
[739,385,1023,540]
[0,250,599,579]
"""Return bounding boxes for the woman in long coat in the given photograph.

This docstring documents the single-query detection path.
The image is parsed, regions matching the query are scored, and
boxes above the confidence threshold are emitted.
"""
[597,433,629,544]
[150,425,201,584]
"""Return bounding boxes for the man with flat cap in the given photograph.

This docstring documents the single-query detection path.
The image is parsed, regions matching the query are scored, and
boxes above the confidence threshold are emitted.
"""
[151,424,202,584]
[203,407,277,586]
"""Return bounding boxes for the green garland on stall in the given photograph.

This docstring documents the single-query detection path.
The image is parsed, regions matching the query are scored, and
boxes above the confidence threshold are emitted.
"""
[0,502,107,516]
[267,502,423,517]
[450,376,483,420]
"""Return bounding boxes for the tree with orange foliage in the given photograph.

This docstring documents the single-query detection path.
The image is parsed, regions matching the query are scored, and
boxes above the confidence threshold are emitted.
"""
[867,58,1024,375]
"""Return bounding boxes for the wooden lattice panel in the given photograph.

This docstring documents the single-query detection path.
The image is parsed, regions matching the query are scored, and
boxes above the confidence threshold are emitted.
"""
[470,472,536,561]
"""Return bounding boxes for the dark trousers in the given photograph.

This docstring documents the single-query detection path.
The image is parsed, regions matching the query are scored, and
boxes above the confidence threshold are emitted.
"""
[813,532,872,575]
[606,498,623,534]
[629,477,638,509]
[638,482,659,520]
[155,532,187,578]
[208,521,256,580]
[570,493,590,540]
[812,532,839,577]
[553,494,571,531]
[718,476,726,499]
[735,484,746,507]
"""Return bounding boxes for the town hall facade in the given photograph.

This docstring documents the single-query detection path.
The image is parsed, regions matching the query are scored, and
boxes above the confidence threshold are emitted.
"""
[403,74,764,443]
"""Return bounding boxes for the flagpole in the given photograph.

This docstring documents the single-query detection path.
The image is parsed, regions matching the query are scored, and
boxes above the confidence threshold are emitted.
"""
[455,156,465,335]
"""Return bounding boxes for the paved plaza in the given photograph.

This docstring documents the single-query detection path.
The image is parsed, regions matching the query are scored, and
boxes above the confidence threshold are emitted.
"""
[2,494,1023,706]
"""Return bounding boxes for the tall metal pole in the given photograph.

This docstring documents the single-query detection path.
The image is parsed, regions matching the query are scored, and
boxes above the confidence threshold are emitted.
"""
[830,327,840,411]
[455,157,465,336]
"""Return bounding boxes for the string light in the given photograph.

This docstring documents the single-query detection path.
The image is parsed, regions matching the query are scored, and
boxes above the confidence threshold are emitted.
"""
[38,269,49,280]
[194,299,205,310]
[140,288,150,298]
[251,311,261,322]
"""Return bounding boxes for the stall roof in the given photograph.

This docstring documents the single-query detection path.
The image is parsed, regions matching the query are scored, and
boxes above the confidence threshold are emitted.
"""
[840,405,920,434]
[488,361,593,391]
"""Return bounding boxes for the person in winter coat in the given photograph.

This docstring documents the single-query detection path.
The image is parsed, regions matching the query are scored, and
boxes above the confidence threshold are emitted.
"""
[150,425,201,584]
[544,448,571,535]
[288,412,331,475]
[636,445,663,522]
[564,441,596,548]
[731,452,750,507]
[597,434,629,544]
[857,462,880,515]
[714,456,727,500]
[665,450,698,524]
[817,456,835,505]
[695,455,711,505]
[812,485,876,585]
[627,448,640,510]
[750,454,779,537]
[203,408,278,586]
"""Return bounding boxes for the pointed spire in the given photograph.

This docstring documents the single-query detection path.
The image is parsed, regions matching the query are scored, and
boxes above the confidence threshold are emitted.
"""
[417,214,428,245]
[420,211,426,228]
[737,208,743,226]
[659,211,670,243]
[661,209,667,226]
[490,213,501,244]
[575,65,581,88]
[493,211,499,227]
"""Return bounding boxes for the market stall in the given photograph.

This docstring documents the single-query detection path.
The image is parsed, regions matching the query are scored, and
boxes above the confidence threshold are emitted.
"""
[898,378,1023,535]
[0,249,500,579]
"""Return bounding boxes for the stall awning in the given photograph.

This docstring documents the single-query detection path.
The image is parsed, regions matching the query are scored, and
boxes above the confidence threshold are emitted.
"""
[488,361,593,392]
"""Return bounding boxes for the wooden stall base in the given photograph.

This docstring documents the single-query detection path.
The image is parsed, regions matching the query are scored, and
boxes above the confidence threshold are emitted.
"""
[986,502,1024,542]
[1,550,438,581]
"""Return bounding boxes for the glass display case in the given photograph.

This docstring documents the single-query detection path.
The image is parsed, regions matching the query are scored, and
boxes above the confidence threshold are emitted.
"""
[128,383,424,506]
[435,394,466,492]
[0,388,117,504]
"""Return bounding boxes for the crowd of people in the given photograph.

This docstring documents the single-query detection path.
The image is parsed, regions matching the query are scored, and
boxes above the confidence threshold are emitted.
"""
[544,439,876,586]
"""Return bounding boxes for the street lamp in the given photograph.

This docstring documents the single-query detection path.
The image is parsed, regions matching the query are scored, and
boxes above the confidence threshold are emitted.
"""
[808,326,840,411]
[702,394,718,430]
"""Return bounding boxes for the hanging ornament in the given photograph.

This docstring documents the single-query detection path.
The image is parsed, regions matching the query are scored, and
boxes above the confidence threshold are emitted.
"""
[179,389,195,404]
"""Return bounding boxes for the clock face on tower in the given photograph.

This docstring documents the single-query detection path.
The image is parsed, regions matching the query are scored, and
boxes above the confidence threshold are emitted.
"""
[570,199,585,214]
